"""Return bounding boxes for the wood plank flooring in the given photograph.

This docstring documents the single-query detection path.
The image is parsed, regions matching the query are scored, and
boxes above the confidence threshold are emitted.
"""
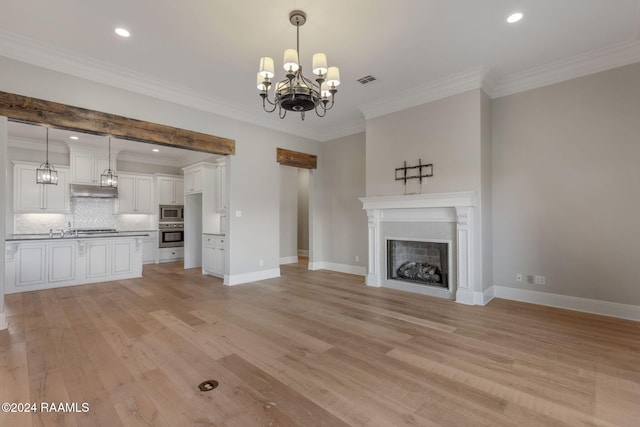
[1,260,639,426]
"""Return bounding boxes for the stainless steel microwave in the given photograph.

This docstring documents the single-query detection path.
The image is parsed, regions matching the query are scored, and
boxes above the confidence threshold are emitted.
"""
[159,205,184,222]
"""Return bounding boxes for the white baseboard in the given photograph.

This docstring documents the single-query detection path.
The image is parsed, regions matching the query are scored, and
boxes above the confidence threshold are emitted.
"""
[224,268,280,286]
[279,256,299,265]
[0,312,5,330]
[494,286,640,322]
[297,249,309,256]
[309,261,366,276]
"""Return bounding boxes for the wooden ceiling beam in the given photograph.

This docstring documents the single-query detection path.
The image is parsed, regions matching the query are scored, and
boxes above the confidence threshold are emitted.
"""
[0,91,235,155]
[276,147,317,169]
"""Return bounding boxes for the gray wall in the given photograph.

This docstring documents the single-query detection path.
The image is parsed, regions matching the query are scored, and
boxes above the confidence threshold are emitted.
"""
[318,132,367,269]
[279,165,298,261]
[492,62,640,305]
[0,117,6,327]
[297,169,310,253]
[366,89,482,197]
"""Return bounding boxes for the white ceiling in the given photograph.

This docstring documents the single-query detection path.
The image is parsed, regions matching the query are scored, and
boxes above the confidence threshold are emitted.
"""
[8,121,218,168]
[1,0,640,142]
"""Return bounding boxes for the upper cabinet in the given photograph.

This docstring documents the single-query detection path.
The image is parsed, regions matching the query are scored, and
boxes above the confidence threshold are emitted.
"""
[156,175,184,205]
[14,162,70,213]
[116,173,154,214]
[183,167,203,194]
[70,150,113,185]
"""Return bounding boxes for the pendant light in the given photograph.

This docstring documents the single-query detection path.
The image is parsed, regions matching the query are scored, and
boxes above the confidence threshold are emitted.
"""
[100,136,118,188]
[36,127,58,185]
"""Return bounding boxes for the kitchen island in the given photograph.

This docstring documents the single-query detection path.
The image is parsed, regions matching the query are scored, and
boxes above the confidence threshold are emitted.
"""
[4,232,149,294]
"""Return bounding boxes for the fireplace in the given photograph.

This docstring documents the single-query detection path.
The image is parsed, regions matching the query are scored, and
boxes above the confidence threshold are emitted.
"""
[387,239,449,289]
[361,192,488,305]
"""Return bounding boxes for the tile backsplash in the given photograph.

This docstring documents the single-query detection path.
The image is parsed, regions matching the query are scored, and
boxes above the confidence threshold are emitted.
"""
[13,198,156,233]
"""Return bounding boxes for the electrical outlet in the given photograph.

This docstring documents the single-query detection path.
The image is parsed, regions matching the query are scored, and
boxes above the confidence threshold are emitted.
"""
[527,275,534,284]
[259,259,264,266]
[515,273,523,282]
[535,275,546,285]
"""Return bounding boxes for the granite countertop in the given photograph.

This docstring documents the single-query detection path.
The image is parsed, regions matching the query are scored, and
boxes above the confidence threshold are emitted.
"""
[7,231,152,242]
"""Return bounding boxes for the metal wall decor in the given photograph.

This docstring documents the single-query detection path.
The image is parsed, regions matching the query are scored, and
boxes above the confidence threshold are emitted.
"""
[395,159,433,185]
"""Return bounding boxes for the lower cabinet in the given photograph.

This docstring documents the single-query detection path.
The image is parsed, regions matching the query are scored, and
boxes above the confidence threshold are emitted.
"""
[141,235,158,264]
[4,237,144,294]
[158,247,184,263]
[202,234,225,278]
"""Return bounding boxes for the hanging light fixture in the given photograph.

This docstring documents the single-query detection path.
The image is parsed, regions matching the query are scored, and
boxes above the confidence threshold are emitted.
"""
[100,136,118,188]
[36,127,58,185]
[257,10,340,120]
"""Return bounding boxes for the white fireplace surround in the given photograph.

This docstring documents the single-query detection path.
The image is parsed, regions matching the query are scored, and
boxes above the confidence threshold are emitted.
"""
[361,191,486,305]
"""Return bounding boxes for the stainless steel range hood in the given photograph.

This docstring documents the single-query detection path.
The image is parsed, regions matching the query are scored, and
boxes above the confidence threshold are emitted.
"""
[70,184,118,198]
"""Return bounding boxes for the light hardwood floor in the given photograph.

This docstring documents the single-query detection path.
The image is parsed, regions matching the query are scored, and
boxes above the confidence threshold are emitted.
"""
[1,260,639,426]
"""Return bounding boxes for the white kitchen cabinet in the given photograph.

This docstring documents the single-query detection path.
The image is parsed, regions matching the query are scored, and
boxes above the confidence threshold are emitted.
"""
[116,173,154,213]
[70,151,112,184]
[5,237,144,294]
[157,175,184,205]
[48,242,76,283]
[141,234,158,264]
[112,240,134,275]
[86,240,110,279]
[202,234,224,277]
[158,247,184,263]
[13,162,70,213]
[183,167,203,194]
[15,244,47,287]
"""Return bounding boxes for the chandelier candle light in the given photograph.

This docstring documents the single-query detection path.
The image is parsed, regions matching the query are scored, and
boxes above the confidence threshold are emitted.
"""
[100,136,118,188]
[36,127,58,185]
[257,10,340,120]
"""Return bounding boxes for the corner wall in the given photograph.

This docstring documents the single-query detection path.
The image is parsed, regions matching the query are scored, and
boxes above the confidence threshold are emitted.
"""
[492,62,640,310]
[314,132,367,275]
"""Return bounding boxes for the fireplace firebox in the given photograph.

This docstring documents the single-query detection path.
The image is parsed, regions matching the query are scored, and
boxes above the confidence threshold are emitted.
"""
[387,239,449,288]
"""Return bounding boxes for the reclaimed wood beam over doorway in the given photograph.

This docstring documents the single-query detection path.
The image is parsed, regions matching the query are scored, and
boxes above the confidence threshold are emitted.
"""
[0,91,235,155]
[276,147,317,169]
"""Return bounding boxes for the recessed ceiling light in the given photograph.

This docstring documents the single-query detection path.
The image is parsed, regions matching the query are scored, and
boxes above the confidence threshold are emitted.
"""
[69,136,79,140]
[115,27,130,38]
[152,149,159,152]
[507,12,524,24]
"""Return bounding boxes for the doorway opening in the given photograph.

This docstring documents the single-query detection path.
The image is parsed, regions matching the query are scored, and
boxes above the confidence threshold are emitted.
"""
[279,166,311,269]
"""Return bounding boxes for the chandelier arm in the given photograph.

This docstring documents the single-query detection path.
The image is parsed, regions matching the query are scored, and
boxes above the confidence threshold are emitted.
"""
[315,104,327,117]
[279,106,287,119]
[262,95,278,112]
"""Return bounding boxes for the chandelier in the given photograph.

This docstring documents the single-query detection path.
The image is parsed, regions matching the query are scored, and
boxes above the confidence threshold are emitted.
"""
[36,127,58,185]
[100,136,118,188]
[257,10,340,120]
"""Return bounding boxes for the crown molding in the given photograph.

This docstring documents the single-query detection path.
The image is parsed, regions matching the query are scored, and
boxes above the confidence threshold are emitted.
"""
[3,31,640,140]
[360,67,490,120]
[0,31,328,142]
[491,40,640,98]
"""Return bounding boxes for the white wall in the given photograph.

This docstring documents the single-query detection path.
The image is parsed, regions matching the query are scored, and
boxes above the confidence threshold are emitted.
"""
[279,165,298,262]
[492,62,640,306]
[317,132,367,273]
[227,122,319,281]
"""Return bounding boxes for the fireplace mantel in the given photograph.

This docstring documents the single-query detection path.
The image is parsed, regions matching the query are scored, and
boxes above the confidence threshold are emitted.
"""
[360,191,486,305]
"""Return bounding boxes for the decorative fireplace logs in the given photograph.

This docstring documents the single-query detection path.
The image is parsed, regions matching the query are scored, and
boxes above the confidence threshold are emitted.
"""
[396,261,442,284]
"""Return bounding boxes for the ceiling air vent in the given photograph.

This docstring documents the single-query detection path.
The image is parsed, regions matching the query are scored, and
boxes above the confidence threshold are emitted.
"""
[357,75,377,85]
